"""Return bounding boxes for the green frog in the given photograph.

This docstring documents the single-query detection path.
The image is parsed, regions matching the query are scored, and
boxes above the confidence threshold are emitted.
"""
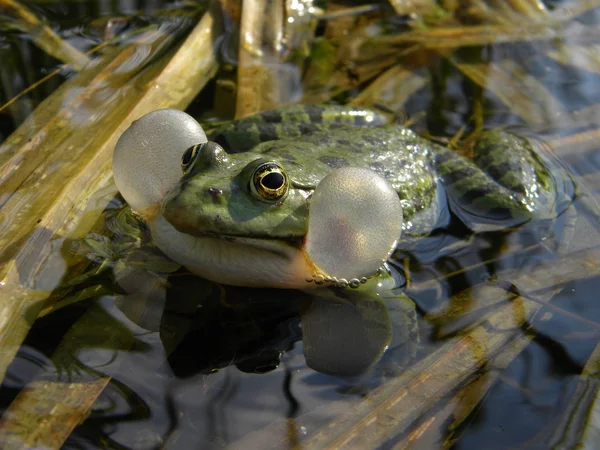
[112,104,574,376]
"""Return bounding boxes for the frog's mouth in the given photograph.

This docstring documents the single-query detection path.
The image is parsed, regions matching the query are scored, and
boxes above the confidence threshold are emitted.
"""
[142,203,307,248]
[185,230,306,249]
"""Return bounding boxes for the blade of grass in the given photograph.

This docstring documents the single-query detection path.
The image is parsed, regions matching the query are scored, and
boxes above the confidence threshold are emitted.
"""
[387,0,444,17]
[0,379,111,449]
[372,21,600,49]
[463,0,512,24]
[317,4,383,21]
[547,42,600,75]
[505,0,549,18]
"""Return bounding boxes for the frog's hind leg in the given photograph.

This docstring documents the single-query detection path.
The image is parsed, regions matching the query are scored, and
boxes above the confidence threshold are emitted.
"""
[474,131,576,251]
[473,131,574,217]
[207,105,388,152]
[434,143,531,232]
[434,130,574,235]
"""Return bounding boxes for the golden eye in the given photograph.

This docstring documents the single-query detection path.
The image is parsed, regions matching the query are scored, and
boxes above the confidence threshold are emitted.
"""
[181,143,204,171]
[250,162,289,202]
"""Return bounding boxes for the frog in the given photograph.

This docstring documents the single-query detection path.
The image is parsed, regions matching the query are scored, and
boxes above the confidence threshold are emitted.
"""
[112,104,575,377]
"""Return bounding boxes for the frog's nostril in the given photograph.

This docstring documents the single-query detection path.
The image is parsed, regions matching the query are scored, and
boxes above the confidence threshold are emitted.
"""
[208,187,223,200]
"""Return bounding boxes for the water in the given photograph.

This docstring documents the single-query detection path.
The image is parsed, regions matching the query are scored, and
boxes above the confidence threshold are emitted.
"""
[2,0,600,448]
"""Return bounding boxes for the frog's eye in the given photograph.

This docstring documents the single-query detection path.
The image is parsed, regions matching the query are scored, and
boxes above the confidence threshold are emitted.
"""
[181,143,204,171]
[250,162,289,202]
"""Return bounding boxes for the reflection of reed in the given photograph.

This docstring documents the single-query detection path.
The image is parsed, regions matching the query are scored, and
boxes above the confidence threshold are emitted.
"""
[280,356,301,448]
[207,369,240,446]
[283,357,299,418]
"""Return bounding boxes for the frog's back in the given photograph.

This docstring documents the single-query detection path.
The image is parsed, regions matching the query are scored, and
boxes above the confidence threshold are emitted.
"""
[207,106,442,236]
[255,125,441,235]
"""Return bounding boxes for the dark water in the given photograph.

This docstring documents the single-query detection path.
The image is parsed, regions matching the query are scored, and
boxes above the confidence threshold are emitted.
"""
[3,0,600,448]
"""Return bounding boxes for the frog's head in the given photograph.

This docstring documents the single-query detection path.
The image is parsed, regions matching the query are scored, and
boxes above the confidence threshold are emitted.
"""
[113,109,403,288]
[161,141,310,241]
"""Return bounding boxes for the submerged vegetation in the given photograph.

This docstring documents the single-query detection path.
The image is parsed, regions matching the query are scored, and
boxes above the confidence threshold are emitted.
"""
[2,0,600,448]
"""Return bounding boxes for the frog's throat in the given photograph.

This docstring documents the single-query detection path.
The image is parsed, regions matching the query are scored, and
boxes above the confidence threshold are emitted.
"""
[148,213,321,289]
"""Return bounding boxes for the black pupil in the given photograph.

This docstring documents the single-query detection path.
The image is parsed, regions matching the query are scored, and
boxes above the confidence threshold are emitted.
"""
[262,172,284,190]
[182,146,196,166]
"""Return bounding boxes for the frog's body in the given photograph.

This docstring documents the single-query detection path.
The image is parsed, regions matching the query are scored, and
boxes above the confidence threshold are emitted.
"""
[167,124,439,240]
[156,105,573,289]
[113,104,575,376]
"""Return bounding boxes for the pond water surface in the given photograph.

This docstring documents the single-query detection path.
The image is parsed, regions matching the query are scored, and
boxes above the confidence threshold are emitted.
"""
[2,0,600,449]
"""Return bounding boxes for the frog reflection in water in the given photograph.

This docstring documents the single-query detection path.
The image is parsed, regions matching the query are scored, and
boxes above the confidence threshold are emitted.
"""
[113,105,574,376]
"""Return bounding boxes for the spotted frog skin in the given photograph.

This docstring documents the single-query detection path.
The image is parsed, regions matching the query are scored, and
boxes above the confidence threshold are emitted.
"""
[162,105,573,269]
